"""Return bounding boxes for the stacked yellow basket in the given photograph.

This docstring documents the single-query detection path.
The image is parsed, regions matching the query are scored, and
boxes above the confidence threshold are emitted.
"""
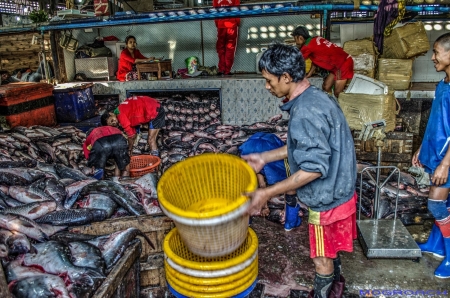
[158,153,259,298]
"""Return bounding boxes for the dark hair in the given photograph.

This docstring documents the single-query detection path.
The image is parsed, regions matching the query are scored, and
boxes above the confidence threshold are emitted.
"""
[100,112,111,126]
[291,26,311,39]
[435,32,450,51]
[258,42,306,82]
[125,35,136,44]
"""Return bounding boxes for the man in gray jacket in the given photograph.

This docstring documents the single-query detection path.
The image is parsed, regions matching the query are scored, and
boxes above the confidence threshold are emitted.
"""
[242,42,357,298]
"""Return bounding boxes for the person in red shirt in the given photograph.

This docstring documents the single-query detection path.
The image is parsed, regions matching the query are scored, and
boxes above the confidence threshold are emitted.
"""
[117,35,155,82]
[101,95,165,157]
[291,26,354,98]
[83,126,130,179]
[213,0,240,75]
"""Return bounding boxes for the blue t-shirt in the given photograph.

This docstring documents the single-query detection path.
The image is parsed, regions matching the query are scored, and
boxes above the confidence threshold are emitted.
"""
[419,79,450,173]
[239,132,287,185]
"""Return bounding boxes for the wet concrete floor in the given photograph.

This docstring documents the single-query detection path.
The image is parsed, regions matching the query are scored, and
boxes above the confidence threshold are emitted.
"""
[250,216,450,298]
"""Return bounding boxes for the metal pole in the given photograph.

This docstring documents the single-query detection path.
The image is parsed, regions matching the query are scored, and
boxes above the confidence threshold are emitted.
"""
[200,20,204,66]
[49,30,60,82]
[373,143,382,219]
[40,30,49,81]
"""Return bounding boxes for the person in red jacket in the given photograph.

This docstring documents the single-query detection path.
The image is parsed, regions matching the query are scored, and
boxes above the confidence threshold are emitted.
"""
[101,95,165,157]
[117,35,155,82]
[291,26,354,98]
[83,126,130,180]
[213,0,240,75]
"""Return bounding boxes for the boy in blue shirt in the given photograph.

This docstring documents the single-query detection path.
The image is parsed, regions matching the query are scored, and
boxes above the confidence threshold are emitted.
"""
[412,32,450,279]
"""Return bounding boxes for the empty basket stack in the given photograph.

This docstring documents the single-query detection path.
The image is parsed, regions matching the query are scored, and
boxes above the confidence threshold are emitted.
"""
[158,153,259,297]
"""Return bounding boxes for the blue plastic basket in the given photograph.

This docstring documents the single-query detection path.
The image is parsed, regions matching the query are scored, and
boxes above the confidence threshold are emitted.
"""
[167,279,258,298]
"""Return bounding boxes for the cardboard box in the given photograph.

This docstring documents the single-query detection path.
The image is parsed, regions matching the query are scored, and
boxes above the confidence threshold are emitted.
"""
[377,58,413,91]
[382,22,430,59]
[343,39,377,78]
[339,92,397,132]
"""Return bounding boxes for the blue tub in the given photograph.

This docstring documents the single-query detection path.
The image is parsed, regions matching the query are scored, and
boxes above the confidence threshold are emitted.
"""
[59,115,101,133]
[53,83,96,123]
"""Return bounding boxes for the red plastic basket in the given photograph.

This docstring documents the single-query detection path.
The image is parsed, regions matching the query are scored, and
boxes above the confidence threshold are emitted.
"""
[129,155,161,177]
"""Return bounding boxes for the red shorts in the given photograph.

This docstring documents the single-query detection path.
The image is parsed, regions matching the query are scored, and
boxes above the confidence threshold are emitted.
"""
[309,193,357,259]
[332,57,354,81]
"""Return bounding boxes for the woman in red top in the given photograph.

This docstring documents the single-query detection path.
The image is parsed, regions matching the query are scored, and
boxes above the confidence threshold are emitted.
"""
[117,35,155,82]
[291,26,354,98]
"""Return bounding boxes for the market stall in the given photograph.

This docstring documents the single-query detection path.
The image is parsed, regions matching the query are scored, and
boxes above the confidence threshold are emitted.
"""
[0,0,450,296]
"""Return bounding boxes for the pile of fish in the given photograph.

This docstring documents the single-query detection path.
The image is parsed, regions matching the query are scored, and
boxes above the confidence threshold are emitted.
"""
[356,163,433,225]
[0,161,161,224]
[2,227,153,297]
[94,94,119,116]
[127,93,288,172]
[162,93,222,131]
[157,117,287,172]
[0,160,159,297]
[0,125,93,173]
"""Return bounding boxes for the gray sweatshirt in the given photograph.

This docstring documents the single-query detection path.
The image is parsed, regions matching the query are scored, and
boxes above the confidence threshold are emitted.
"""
[280,86,356,212]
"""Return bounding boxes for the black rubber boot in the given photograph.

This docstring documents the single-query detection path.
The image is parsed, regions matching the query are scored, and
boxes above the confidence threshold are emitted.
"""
[333,256,341,282]
[313,272,334,298]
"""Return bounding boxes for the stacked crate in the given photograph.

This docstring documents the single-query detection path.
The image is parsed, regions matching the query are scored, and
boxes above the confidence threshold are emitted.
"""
[0,82,56,129]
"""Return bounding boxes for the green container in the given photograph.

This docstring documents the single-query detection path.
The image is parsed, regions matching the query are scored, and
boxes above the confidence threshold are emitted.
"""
[185,56,199,74]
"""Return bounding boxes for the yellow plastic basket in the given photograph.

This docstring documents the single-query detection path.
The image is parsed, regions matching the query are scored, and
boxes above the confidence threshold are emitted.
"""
[163,227,258,272]
[167,271,257,298]
[164,257,258,286]
[166,260,258,294]
[158,153,257,257]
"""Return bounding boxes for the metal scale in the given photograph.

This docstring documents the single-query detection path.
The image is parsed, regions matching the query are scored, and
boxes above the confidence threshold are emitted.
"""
[356,120,422,259]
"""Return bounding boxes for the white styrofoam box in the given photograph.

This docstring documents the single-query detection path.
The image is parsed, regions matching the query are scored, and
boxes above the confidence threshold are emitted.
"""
[75,57,117,80]
[346,74,388,95]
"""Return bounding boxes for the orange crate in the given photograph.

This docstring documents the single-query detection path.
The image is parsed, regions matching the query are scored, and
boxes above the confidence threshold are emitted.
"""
[129,155,161,177]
